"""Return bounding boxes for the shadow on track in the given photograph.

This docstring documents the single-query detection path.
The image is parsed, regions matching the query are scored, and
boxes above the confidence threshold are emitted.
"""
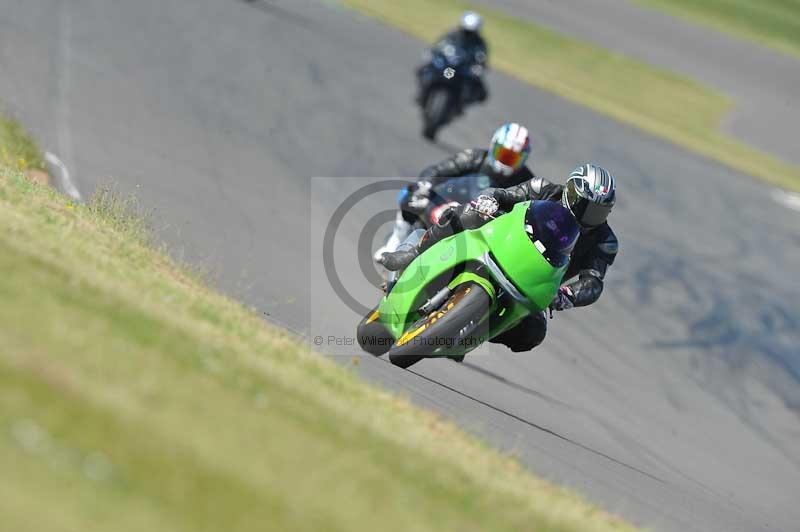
[459,360,577,410]
[370,357,667,484]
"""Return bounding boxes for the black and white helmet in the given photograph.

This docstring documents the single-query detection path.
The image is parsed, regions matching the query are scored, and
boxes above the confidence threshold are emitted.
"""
[562,164,616,228]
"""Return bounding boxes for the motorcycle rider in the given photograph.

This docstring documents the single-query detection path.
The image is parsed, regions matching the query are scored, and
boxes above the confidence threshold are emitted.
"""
[417,11,489,108]
[374,122,533,261]
[379,164,619,353]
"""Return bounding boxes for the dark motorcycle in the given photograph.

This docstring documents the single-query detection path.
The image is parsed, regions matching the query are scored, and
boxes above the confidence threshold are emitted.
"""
[375,173,492,267]
[416,173,492,228]
[416,46,482,140]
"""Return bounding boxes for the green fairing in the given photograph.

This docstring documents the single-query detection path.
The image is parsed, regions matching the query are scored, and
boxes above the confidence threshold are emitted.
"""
[377,202,568,355]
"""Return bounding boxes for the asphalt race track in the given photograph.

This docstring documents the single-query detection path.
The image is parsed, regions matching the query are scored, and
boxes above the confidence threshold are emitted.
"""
[472,0,800,166]
[1,1,799,530]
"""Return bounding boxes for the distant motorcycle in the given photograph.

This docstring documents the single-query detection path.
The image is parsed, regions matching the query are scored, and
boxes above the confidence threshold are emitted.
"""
[416,45,485,140]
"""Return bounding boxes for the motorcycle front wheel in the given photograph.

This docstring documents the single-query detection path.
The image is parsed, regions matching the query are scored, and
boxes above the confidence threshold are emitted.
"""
[388,281,492,369]
[356,306,394,356]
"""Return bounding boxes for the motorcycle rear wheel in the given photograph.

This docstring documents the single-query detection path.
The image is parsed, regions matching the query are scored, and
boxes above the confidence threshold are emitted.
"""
[422,88,451,141]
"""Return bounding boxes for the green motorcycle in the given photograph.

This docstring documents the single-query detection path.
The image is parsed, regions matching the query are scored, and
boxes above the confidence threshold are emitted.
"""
[357,197,580,368]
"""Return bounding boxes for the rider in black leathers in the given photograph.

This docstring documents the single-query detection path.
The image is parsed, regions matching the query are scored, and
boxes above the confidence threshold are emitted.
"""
[417,11,489,107]
[374,122,534,261]
[380,165,619,353]
[418,144,530,188]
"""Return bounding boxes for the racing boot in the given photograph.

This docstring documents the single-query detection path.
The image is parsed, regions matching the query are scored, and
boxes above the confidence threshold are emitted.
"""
[379,248,418,271]
[373,214,412,262]
[379,206,459,271]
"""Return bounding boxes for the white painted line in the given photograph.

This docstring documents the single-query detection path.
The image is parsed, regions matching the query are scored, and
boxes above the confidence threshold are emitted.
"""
[771,189,800,212]
[45,151,82,202]
[54,3,76,198]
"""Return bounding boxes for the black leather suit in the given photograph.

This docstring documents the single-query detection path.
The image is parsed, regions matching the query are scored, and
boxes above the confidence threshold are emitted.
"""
[401,148,534,224]
[416,176,618,353]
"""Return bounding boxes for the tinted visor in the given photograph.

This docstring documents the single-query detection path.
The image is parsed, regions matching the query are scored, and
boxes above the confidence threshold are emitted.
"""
[580,203,612,227]
[565,180,611,227]
[524,201,579,268]
[492,144,524,170]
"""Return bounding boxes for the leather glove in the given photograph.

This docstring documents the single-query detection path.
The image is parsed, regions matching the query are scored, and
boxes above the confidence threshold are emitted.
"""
[490,187,515,211]
[550,286,575,311]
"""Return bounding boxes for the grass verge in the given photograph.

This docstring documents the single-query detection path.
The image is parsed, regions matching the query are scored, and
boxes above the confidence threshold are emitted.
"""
[0,117,637,531]
[634,0,800,59]
[0,112,45,172]
[340,0,800,191]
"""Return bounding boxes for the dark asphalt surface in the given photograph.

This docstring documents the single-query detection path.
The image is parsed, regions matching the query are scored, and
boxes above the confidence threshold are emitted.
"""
[473,0,800,165]
[2,1,799,530]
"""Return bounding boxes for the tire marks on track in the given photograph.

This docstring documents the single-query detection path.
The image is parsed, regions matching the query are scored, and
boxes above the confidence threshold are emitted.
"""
[239,0,317,30]
[374,357,668,484]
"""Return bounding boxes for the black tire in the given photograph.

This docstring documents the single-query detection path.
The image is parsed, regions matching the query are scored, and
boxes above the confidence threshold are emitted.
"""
[356,307,394,356]
[388,282,492,369]
[422,88,451,141]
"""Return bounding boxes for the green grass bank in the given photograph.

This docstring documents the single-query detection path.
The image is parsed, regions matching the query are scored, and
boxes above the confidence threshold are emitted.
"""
[1,113,45,172]
[635,0,800,58]
[0,115,638,531]
[341,0,800,191]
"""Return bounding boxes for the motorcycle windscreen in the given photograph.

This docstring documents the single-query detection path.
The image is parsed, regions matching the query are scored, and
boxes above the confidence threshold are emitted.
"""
[523,200,580,268]
[430,174,491,206]
[481,202,575,311]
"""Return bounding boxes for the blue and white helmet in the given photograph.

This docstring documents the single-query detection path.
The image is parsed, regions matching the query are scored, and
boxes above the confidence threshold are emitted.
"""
[487,122,532,177]
[562,164,616,228]
[460,11,483,33]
